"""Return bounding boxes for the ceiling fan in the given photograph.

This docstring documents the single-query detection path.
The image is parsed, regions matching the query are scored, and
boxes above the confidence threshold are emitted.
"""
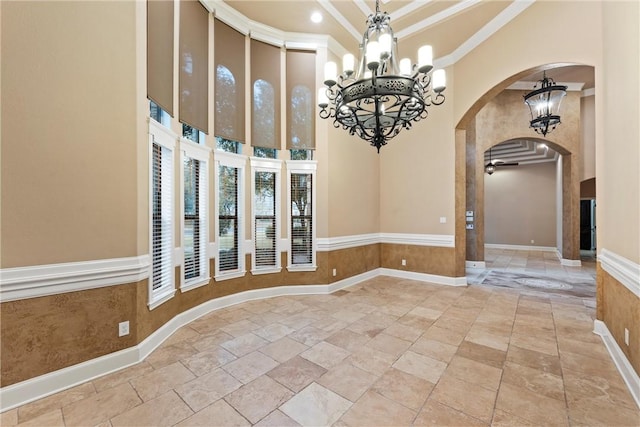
[485,147,519,175]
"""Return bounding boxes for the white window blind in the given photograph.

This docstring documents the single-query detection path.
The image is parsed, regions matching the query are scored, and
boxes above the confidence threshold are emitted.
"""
[290,172,313,265]
[182,145,209,289]
[150,125,175,307]
[251,158,281,273]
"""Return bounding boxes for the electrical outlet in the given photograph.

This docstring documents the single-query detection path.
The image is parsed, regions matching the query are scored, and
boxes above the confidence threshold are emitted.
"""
[332,268,337,277]
[402,259,407,266]
[625,328,630,346]
[531,239,535,244]
[119,321,130,337]
[439,217,446,224]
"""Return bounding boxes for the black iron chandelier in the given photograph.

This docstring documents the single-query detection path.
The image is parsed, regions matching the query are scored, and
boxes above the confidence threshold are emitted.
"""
[318,0,446,152]
[523,71,567,137]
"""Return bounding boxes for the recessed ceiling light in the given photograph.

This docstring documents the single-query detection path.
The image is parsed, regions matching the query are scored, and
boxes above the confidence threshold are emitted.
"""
[311,11,323,23]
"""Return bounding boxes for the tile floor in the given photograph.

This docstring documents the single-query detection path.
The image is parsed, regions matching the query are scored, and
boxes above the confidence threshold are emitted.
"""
[3,250,639,426]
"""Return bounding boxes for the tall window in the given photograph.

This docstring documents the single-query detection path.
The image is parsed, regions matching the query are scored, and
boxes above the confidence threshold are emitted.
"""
[252,79,276,148]
[287,160,317,271]
[286,49,316,150]
[215,152,246,279]
[251,159,281,273]
[182,141,210,291]
[149,121,176,308]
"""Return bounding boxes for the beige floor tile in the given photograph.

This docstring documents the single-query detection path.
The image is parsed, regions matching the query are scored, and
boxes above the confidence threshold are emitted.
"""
[317,362,378,402]
[430,374,497,423]
[277,315,315,330]
[312,317,349,333]
[259,336,309,363]
[62,382,142,426]
[414,399,487,426]
[563,367,638,411]
[17,382,96,423]
[410,337,458,363]
[254,409,301,426]
[221,319,263,337]
[501,361,565,401]
[490,408,539,426]
[421,325,465,346]
[174,368,243,412]
[464,328,510,352]
[266,355,327,392]
[361,311,399,328]
[330,309,367,323]
[495,382,569,426]
[221,332,269,357]
[110,391,193,427]
[1,408,18,426]
[175,399,250,427]
[189,315,229,335]
[288,325,332,346]
[383,321,424,342]
[300,341,351,370]
[558,335,612,360]
[130,362,196,402]
[506,345,561,375]
[444,355,503,391]
[280,382,352,426]
[253,323,296,342]
[163,326,201,347]
[407,306,443,321]
[338,390,415,426]
[567,394,640,426]
[371,367,434,411]
[92,362,155,393]
[180,346,237,376]
[222,351,279,384]
[508,332,558,356]
[393,351,447,384]
[366,333,412,357]
[346,319,385,338]
[347,346,397,376]
[146,341,198,369]
[224,375,294,423]
[397,314,436,330]
[325,329,370,352]
[191,331,235,352]
[15,409,64,427]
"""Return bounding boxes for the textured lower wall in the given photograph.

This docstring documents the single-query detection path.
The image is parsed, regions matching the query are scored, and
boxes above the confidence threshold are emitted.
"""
[327,244,380,283]
[381,244,457,277]
[597,264,640,376]
[0,283,138,387]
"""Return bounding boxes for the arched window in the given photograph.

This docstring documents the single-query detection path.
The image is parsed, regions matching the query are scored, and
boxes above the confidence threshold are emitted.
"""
[290,85,312,148]
[215,65,237,140]
[252,79,276,148]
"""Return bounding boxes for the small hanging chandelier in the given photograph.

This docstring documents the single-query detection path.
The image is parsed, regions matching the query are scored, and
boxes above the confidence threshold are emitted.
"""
[318,0,446,152]
[524,71,567,137]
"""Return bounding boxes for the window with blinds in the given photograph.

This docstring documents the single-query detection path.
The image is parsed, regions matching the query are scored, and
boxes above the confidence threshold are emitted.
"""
[150,126,175,307]
[251,40,281,149]
[218,165,240,273]
[215,19,245,143]
[183,150,208,288]
[290,172,314,266]
[251,158,281,273]
[286,50,316,150]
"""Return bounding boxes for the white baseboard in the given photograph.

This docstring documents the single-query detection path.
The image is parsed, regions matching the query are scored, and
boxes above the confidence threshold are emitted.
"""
[0,268,459,412]
[593,320,640,409]
[465,261,486,269]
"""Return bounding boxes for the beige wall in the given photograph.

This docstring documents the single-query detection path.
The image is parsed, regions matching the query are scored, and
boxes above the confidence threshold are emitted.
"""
[599,1,639,263]
[581,95,596,181]
[485,162,557,247]
[1,1,139,268]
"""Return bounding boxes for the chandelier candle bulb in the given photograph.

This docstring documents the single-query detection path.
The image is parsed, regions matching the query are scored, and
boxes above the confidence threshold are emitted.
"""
[366,41,381,69]
[343,54,355,75]
[399,58,412,76]
[418,45,433,73]
[433,69,446,92]
[324,61,337,86]
[379,34,392,57]
[318,88,329,108]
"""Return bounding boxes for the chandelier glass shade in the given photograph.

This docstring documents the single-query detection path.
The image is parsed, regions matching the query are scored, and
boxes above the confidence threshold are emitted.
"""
[318,0,446,152]
[524,72,567,137]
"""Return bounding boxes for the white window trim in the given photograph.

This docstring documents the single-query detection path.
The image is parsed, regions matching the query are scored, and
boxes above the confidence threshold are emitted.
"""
[214,151,248,281]
[180,138,212,292]
[286,160,317,272]
[250,158,283,275]
[148,119,177,310]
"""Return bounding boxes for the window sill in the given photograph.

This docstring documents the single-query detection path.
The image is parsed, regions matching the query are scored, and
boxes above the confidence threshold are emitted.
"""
[286,265,317,272]
[180,277,211,293]
[148,288,176,310]
[251,267,282,276]
[214,270,246,282]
